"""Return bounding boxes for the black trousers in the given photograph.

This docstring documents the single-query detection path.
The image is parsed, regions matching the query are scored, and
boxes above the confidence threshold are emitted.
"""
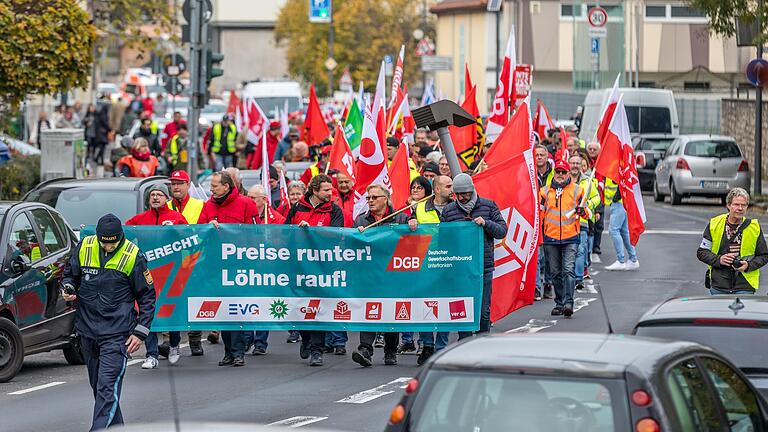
[359,332,398,353]
[593,206,605,252]
[79,335,128,431]
[300,330,326,354]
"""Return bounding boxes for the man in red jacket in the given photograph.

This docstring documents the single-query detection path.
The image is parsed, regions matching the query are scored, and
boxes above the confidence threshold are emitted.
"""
[126,184,187,369]
[161,111,186,152]
[198,171,258,367]
[333,173,355,228]
[284,174,345,366]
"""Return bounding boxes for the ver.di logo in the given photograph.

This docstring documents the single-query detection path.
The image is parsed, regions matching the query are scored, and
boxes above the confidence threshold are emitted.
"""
[269,299,289,319]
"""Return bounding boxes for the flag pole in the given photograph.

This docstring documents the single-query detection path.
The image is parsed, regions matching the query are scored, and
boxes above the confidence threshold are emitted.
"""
[363,194,433,230]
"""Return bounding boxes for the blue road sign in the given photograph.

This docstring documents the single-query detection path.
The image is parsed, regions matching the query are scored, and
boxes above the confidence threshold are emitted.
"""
[309,0,332,23]
[384,54,393,64]
[591,38,600,54]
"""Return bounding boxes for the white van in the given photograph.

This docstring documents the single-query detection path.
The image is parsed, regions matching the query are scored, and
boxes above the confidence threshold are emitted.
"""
[580,88,679,140]
[242,81,304,118]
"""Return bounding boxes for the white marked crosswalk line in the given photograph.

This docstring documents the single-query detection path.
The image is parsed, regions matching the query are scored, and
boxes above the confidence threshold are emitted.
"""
[267,416,329,428]
[336,377,412,404]
[8,381,66,395]
[506,319,558,334]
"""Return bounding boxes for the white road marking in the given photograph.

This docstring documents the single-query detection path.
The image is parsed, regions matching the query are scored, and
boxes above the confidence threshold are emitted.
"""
[581,283,598,294]
[267,416,329,428]
[8,381,66,395]
[336,377,412,404]
[574,298,597,312]
[506,319,557,334]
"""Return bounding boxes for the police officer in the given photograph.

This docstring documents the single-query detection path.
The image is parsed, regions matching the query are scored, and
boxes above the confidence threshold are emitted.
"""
[62,214,156,431]
[697,187,768,294]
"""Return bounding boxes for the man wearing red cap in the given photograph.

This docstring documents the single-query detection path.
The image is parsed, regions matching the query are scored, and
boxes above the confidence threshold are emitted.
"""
[539,159,587,318]
[299,143,331,186]
[246,121,282,170]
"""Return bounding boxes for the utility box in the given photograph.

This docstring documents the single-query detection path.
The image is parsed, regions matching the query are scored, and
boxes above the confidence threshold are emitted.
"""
[40,128,86,181]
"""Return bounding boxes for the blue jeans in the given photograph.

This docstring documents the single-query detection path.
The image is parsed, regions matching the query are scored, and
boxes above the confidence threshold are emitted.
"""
[575,229,589,284]
[420,332,449,350]
[710,288,755,295]
[144,331,180,358]
[459,270,493,340]
[609,202,637,263]
[214,154,236,170]
[243,331,269,350]
[222,330,246,359]
[325,331,348,348]
[401,332,414,344]
[587,232,594,266]
[544,243,578,308]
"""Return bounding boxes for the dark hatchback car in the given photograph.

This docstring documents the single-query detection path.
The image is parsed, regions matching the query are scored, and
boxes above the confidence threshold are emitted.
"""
[632,134,676,191]
[0,201,83,382]
[386,333,768,432]
[634,295,768,399]
[24,176,168,235]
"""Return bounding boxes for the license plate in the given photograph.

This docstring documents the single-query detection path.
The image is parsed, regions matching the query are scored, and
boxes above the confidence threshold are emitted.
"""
[700,181,728,189]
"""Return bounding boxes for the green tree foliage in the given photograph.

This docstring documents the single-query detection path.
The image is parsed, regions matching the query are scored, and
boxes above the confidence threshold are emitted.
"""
[0,155,40,200]
[0,0,96,108]
[276,0,433,96]
[92,0,178,56]
[688,0,768,43]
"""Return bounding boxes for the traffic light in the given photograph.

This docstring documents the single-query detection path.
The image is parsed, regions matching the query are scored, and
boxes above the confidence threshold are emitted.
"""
[206,49,224,85]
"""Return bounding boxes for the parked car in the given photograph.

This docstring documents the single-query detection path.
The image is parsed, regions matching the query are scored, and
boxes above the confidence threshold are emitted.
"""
[653,135,750,205]
[23,177,168,236]
[634,295,768,399]
[386,333,768,432]
[0,201,84,382]
[632,134,676,191]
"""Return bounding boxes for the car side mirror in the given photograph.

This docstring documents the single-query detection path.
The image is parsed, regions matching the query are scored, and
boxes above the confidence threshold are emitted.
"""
[10,255,31,275]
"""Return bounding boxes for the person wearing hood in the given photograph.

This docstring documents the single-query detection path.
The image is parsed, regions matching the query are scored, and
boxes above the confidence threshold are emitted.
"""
[539,160,587,318]
[199,171,259,367]
[117,137,159,177]
[133,116,161,156]
[284,174,345,366]
[126,184,187,369]
[441,173,507,336]
[61,214,156,430]
[351,184,410,368]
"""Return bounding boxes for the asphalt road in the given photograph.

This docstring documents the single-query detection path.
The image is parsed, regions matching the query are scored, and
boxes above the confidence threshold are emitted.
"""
[1,195,765,432]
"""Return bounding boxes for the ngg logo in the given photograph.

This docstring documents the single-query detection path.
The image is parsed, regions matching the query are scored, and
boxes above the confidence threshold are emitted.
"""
[387,235,432,272]
[196,300,222,319]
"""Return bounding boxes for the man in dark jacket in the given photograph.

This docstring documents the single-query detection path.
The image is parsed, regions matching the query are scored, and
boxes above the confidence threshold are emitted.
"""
[61,214,155,431]
[697,187,768,294]
[442,173,507,336]
[351,184,409,367]
[134,117,161,156]
[284,174,344,366]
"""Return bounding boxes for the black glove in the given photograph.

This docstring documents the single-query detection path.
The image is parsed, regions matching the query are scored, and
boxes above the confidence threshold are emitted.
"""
[575,207,587,218]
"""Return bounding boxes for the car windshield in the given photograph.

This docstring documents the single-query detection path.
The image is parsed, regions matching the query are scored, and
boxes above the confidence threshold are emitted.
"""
[636,325,768,372]
[684,140,741,158]
[26,188,138,228]
[625,106,672,134]
[407,370,629,432]
[254,97,301,117]
[642,138,675,151]
[202,103,227,114]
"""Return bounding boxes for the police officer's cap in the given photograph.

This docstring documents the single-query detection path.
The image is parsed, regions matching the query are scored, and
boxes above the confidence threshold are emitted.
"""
[96,213,124,243]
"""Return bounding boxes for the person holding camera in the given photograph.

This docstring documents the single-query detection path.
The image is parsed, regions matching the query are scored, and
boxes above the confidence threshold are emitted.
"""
[697,188,768,295]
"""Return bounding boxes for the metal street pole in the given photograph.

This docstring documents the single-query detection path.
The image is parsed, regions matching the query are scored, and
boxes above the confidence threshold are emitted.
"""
[328,20,334,96]
[187,0,202,183]
[756,0,764,195]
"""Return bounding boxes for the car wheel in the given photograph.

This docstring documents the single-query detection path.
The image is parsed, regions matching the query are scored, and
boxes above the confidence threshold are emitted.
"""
[670,179,682,206]
[653,180,664,202]
[0,317,24,383]
[62,343,85,365]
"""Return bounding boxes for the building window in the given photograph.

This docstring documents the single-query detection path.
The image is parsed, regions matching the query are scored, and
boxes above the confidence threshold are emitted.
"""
[645,5,666,18]
[560,4,577,17]
[670,6,705,18]
[560,3,623,21]
[639,81,657,88]
[684,81,711,91]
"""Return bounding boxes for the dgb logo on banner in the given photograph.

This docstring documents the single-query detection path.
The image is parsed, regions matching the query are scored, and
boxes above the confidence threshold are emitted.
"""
[387,235,432,271]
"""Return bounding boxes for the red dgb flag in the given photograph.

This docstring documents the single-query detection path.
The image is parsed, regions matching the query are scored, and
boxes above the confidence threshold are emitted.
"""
[473,150,539,320]
[594,96,647,245]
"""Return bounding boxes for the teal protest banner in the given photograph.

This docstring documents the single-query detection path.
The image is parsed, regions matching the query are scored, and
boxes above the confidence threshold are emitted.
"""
[84,223,484,331]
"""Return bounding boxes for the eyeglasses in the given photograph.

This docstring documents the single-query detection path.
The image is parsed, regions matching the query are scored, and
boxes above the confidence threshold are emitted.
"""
[366,195,386,201]
[555,170,568,175]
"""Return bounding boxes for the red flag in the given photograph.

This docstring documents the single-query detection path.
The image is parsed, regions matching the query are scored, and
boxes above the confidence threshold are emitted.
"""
[386,88,405,131]
[554,126,568,162]
[594,96,647,245]
[532,99,555,142]
[389,45,405,106]
[245,98,267,143]
[464,63,474,100]
[486,30,516,143]
[328,124,356,182]
[226,90,241,115]
[279,171,290,209]
[302,84,330,146]
[388,143,411,210]
[595,74,621,144]
[473,150,539,320]
[482,98,531,168]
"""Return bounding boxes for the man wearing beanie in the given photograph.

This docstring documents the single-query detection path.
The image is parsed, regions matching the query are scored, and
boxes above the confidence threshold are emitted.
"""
[61,213,156,431]
[442,173,507,336]
[126,183,187,368]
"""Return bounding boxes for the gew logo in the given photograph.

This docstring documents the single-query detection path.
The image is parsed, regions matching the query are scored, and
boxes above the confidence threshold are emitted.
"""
[387,235,432,272]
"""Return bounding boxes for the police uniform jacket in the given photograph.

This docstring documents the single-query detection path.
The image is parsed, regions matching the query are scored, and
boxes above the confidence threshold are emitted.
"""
[63,237,156,341]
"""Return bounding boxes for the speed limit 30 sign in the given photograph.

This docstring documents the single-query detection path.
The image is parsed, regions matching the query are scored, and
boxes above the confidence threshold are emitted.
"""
[588,6,608,38]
